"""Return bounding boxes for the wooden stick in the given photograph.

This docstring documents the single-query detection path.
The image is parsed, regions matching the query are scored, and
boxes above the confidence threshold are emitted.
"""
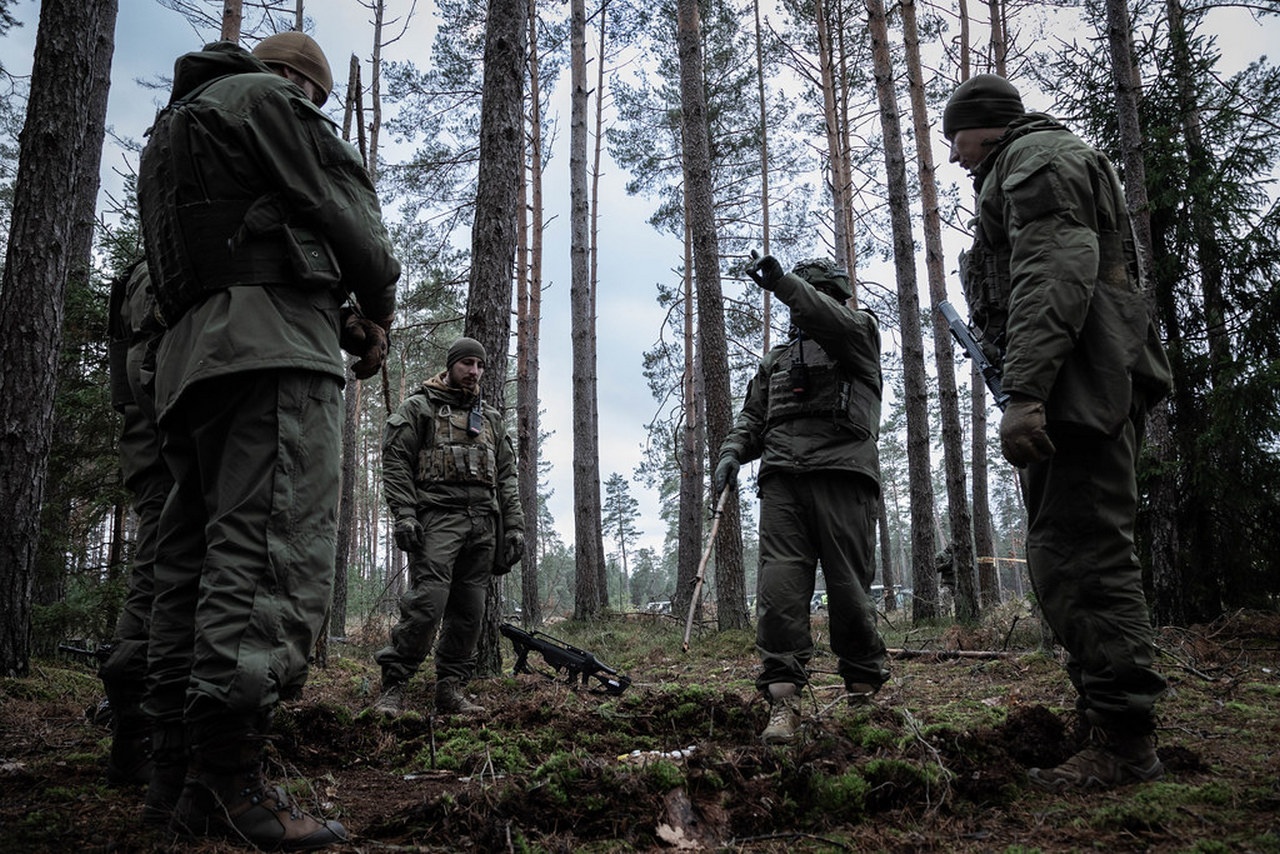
[682,488,731,652]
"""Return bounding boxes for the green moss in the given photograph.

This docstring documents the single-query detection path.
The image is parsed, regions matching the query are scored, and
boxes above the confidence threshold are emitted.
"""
[643,758,685,791]
[808,767,869,818]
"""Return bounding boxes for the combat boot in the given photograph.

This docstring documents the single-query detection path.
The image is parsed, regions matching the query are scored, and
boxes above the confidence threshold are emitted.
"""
[106,713,153,786]
[172,726,347,850]
[435,678,485,715]
[371,682,406,718]
[142,722,187,826]
[1028,723,1163,791]
[845,682,876,708]
[761,694,801,745]
[98,640,153,786]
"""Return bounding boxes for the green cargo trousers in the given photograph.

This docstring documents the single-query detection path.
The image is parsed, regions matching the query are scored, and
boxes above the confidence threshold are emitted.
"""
[375,508,496,685]
[145,369,341,730]
[100,396,173,704]
[1022,413,1166,731]
[754,471,888,693]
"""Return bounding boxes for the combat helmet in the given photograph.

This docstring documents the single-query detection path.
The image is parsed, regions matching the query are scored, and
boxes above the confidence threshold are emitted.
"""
[792,258,852,301]
[253,31,334,103]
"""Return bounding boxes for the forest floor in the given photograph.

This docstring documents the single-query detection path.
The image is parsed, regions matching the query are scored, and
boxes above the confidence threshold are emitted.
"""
[1,603,1278,853]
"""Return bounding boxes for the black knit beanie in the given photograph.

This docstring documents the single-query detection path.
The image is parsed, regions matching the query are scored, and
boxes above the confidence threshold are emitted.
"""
[943,74,1024,139]
[446,337,487,368]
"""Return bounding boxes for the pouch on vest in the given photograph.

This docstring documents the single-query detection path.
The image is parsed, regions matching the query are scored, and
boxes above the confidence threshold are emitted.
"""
[283,224,342,287]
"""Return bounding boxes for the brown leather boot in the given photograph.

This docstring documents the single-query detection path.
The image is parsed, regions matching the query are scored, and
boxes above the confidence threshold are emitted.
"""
[171,731,347,850]
[435,678,485,715]
[1028,722,1163,791]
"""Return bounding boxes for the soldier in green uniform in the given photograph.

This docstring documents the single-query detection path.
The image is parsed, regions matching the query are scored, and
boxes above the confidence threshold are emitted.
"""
[944,74,1173,790]
[99,260,169,794]
[714,256,887,745]
[137,32,399,848]
[371,337,525,717]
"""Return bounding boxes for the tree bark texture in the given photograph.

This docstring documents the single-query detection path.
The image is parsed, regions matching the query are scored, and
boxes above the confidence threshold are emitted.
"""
[0,0,118,676]
[516,0,544,627]
[570,0,602,620]
[902,0,977,623]
[468,0,527,671]
[675,0,747,630]
[864,0,937,623]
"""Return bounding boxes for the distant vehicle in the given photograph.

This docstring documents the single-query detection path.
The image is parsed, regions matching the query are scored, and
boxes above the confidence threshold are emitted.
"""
[810,591,828,613]
[644,600,672,615]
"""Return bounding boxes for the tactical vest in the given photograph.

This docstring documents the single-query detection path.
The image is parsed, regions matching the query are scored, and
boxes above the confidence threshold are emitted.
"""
[959,225,1012,366]
[137,77,340,327]
[415,401,499,487]
[765,337,879,440]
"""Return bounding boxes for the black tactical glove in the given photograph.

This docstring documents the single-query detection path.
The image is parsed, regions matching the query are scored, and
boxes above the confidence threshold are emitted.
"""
[394,516,424,553]
[999,396,1056,468]
[745,251,784,290]
[713,454,740,496]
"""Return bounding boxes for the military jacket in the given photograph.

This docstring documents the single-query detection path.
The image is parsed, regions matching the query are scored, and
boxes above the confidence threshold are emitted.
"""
[963,114,1172,435]
[382,373,523,532]
[142,42,400,421]
[719,273,882,489]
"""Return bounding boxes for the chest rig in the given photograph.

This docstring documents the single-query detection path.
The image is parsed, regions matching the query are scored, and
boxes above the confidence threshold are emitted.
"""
[415,400,498,486]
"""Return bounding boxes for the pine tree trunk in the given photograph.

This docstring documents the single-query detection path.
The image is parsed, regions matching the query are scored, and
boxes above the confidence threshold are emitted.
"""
[516,0,545,628]
[0,0,118,675]
[676,0,747,630]
[902,0,978,623]
[468,0,527,670]
[570,0,602,620]
[865,0,937,624]
[1105,0,1178,626]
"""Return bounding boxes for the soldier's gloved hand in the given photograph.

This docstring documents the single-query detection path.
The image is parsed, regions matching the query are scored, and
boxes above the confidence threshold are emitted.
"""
[349,320,389,380]
[1000,396,1056,468]
[394,516,424,553]
[713,454,740,496]
[745,252,784,290]
[495,530,525,574]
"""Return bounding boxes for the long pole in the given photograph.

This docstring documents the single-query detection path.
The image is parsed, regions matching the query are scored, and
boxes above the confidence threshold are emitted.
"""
[682,488,731,652]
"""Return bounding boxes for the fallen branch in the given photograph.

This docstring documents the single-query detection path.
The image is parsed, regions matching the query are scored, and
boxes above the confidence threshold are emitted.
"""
[886,648,1015,660]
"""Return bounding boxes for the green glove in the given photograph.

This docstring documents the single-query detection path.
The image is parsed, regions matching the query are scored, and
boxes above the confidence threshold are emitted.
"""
[713,454,740,496]
[999,397,1056,468]
[501,530,525,572]
[394,516,424,553]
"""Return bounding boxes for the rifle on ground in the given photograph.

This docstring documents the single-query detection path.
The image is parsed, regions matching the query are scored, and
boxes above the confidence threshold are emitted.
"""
[938,300,1010,411]
[499,623,632,696]
[57,642,112,665]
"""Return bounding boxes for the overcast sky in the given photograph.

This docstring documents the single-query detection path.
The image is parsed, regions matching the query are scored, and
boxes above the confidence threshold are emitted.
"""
[2,1,1276,559]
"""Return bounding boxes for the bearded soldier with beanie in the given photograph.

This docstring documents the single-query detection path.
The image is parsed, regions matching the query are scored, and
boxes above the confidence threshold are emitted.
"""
[371,337,525,718]
[944,74,1173,790]
[715,256,888,745]
[137,30,400,848]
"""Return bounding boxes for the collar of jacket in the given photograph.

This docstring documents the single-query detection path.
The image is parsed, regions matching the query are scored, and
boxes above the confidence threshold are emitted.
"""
[168,40,273,104]
[971,112,1069,189]
[421,372,479,406]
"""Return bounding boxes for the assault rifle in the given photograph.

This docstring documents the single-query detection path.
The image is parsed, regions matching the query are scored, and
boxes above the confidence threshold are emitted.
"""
[57,641,112,665]
[938,300,1010,411]
[499,623,632,696]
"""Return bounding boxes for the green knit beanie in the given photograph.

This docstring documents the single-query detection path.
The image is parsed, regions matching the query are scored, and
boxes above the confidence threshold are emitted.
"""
[943,74,1024,139]
[446,337,487,368]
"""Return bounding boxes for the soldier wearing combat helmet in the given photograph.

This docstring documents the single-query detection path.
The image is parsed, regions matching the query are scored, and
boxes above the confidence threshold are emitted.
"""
[715,254,888,745]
